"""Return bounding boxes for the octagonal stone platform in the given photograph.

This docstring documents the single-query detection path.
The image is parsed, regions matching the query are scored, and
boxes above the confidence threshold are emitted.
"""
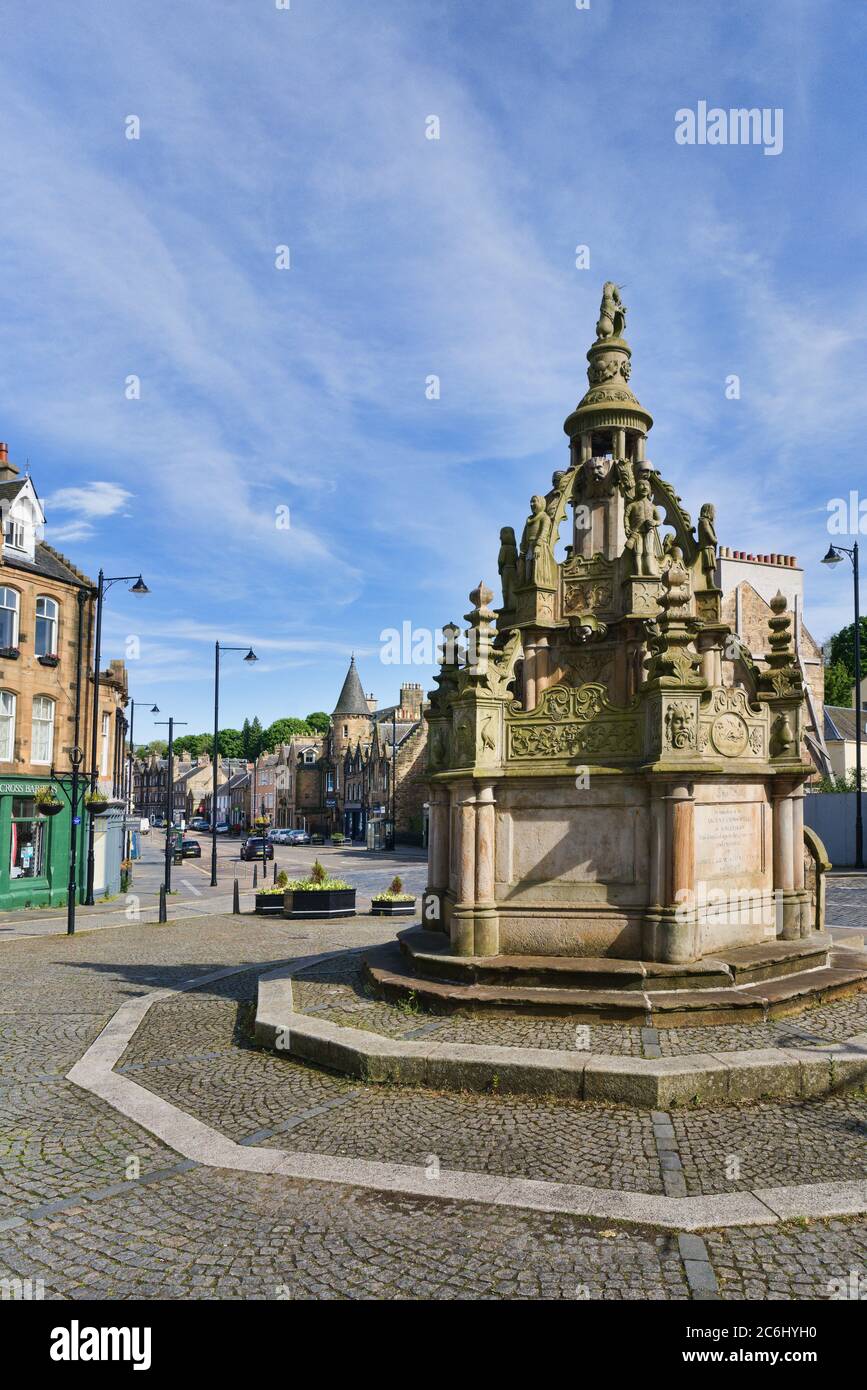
[359,925,867,1028]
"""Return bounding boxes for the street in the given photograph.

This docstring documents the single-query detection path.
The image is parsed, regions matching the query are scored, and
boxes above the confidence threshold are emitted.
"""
[0,834,428,940]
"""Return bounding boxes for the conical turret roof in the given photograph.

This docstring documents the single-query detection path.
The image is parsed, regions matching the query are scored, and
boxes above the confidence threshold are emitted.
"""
[332,655,370,716]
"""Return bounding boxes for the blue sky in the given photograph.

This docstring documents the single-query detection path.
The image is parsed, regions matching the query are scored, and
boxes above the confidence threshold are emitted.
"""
[0,0,864,740]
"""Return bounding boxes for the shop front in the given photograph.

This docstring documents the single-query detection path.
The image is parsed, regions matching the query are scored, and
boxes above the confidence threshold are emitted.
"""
[0,776,86,910]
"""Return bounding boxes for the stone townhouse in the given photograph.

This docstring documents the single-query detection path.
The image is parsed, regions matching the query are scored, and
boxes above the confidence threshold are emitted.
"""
[0,443,128,908]
[717,547,828,776]
[316,657,429,843]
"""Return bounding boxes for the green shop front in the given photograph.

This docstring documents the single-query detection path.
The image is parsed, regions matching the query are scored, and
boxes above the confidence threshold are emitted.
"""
[0,776,114,911]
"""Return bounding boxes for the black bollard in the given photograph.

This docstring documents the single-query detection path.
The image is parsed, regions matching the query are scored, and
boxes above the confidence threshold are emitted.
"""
[158,883,167,923]
[273,860,277,884]
[233,879,240,915]
[253,864,258,889]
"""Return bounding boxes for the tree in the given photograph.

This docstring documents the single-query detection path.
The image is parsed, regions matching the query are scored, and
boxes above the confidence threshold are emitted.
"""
[135,739,168,759]
[249,715,265,760]
[305,711,330,734]
[216,728,244,758]
[173,733,208,758]
[263,717,312,750]
[241,718,252,760]
[828,618,867,681]
[825,661,855,708]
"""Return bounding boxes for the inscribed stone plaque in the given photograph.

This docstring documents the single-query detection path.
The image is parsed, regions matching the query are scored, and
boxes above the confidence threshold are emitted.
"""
[695,802,763,880]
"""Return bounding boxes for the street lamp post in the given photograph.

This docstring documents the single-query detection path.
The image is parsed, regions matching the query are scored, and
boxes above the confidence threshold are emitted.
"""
[125,698,159,860]
[822,541,863,869]
[389,708,397,852]
[211,642,257,887]
[155,717,187,893]
[85,571,149,904]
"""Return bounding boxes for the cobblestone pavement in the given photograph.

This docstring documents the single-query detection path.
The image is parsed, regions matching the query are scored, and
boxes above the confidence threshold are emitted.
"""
[1,907,867,1299]
[291,951,867,1055]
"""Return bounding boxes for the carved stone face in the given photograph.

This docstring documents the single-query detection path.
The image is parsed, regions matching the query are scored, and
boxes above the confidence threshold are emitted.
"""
[530,495,544,515]
[635,480,651,500]
[500,526,516,544]
[590,458,606,481]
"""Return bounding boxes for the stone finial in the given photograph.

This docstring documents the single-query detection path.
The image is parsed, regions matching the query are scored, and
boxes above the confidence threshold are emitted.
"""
[645,546,704,687]
[767,590,795,668]
[465,582,495,681]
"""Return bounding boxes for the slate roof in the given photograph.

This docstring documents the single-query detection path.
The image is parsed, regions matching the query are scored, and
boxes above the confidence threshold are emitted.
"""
[825,705,867,742]
[332,655,370,716]
[2,540,92,589]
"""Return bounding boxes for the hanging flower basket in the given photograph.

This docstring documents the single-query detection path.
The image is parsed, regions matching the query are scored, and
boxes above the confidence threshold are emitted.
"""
[37,800,64,817]
[85,796,111,817]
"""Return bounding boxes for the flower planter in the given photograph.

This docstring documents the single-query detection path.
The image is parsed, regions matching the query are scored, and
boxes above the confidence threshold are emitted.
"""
[37,654,60,667]
[85,802,110,817]
[255,892,285,916]
[36,802,63,817]
[283,887,356,920]
[370,897,417,916]
[0,647,19,660]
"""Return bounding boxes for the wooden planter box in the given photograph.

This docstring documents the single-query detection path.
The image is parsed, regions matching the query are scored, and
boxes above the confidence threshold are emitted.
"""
[283,887,356,919]
[255,892,284,916]
[370,898,417,916]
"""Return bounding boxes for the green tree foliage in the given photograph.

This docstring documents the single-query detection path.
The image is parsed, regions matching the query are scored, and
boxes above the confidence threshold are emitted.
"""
[173,733,209,758]
[824,660,855,708]
[305,711,331,734]
[241,717,252,759]
[828,618,867,680]
[249,715,265,759]
[135,739,168,759]
[216,728,244,758]
[262,717,312,750]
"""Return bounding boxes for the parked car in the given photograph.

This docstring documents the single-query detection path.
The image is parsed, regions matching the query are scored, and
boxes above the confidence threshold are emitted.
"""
[215,823,230,835]
[178,839,202,858]
[240,836,274,861]
[265,828,282,842]
[189,819,210,832]
[285,829,311,845]
[151,815,166,828]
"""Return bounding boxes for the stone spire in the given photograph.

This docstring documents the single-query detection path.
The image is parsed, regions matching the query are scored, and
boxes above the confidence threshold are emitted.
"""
[332,654,370,716]
[563,282,653,458]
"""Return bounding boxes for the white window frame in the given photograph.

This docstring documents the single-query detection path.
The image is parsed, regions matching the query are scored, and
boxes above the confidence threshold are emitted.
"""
[31,696,55,765]
[100,711,111,777]
[4,517,25,550]
[35,596,58,657]
[0,587,19,648]
[0,690,15,761]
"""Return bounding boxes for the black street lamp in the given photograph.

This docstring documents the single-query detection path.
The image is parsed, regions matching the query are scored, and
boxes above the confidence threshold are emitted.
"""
[85,570,150,904]
[155,717,187,893]
[822,541,863,868]
[211,642,257,886]
[125,699,160,849]
[388,708,397,852]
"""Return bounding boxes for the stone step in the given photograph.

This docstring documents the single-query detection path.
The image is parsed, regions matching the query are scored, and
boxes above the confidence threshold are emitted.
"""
[397,927,831,993]
[830,927,866,951]
[364,941,867,1028]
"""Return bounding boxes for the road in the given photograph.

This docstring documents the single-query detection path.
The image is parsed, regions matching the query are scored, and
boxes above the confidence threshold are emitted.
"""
[0,832,428,940]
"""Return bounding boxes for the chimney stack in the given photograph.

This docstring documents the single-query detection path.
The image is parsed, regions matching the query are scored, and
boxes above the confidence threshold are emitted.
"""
[0,442,19,483]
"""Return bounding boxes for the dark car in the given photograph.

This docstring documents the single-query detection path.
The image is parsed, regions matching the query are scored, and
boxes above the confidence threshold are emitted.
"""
[178,839,202,858]
[240,836,274,861]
